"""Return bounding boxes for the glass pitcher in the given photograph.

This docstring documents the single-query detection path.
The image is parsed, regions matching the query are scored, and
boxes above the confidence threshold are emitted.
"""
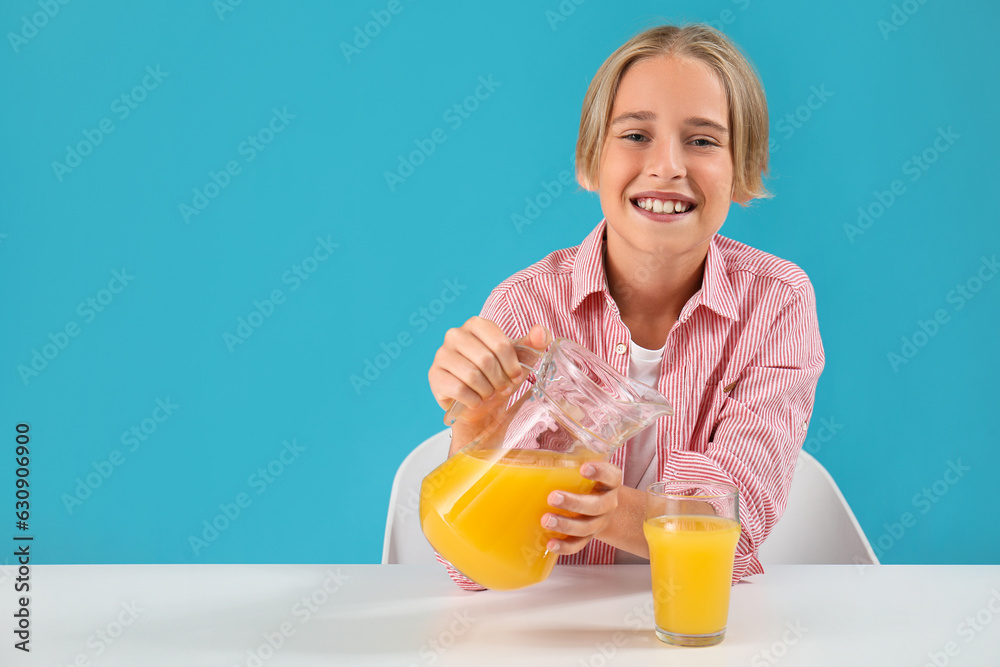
[419,338,672,590]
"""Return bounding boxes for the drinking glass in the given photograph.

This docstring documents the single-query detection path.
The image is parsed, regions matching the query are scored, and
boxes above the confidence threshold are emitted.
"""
[643,480,740,647]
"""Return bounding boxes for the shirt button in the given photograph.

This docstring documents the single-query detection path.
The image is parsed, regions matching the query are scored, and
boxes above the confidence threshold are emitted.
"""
[801,420,809,431]
[615,343,627,355]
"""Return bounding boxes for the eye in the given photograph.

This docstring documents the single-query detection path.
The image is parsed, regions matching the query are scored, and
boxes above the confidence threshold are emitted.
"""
[622,133,648,143]
[692,138,720,148]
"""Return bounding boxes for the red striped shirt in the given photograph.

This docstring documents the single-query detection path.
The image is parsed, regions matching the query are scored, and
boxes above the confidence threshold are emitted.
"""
[438,219,824,589]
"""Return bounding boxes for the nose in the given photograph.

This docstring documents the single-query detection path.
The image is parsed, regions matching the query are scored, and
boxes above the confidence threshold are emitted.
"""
[647,136,686,180]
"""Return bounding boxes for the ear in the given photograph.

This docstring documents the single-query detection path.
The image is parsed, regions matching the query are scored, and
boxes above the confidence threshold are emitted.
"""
[576,167,596,192]
[730,182,753,206]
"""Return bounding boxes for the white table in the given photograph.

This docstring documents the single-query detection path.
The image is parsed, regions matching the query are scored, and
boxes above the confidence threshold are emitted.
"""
[1,563,999,666]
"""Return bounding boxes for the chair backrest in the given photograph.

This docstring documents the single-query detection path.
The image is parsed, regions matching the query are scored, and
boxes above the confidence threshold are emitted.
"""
[757,449,878,566]
[382,429,452,565]
[383,430,878,566]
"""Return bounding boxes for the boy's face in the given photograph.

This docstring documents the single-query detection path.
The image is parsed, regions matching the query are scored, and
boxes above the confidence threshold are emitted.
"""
[594,55,738,264]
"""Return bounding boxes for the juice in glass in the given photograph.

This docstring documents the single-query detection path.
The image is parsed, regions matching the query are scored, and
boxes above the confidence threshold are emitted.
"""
[643,515,741,637]
[644,481,741,646]
[420,447,600,590]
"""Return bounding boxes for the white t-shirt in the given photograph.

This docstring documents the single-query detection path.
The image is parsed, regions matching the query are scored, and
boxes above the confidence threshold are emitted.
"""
[612,339,663,565]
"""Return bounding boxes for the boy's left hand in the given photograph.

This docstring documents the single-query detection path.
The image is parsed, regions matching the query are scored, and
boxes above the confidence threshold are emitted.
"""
[541,461,622,555]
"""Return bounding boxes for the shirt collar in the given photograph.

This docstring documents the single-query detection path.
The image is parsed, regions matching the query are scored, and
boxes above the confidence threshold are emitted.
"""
[570,220,612,312]
[693,235,740,322]
[571,220,740,322]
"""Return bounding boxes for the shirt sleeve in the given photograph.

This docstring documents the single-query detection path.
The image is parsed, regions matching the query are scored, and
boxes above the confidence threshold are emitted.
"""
[480,285,525,339]
[662,280,825,583]
[435,551,488,591]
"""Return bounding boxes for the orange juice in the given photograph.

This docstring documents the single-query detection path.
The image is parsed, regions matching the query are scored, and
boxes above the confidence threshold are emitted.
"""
[643,515,741,636]
[420,447,600,590]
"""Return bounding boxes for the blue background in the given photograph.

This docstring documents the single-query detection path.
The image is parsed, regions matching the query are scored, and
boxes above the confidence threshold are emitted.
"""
[2,0,997,566]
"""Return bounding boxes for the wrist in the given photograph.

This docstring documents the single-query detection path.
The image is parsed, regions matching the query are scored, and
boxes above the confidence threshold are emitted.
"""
[597,486,649,558]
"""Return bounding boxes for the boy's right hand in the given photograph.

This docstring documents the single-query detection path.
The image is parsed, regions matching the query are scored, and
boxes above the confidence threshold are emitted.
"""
[428,317,551,415]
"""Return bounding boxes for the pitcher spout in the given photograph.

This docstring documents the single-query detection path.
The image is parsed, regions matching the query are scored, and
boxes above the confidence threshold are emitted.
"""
[613,388,674,443]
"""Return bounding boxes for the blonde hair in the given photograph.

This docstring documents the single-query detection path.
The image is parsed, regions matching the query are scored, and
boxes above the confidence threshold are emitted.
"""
[576,24,771,203]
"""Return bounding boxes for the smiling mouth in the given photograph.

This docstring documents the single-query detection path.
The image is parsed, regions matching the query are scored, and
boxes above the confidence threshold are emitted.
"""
[631,197,695,214]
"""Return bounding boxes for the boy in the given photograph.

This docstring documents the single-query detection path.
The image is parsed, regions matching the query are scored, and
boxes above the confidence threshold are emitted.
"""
[427,24,823,589]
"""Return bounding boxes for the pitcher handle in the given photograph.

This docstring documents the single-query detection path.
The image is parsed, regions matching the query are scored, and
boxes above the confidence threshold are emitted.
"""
[443,344,543,426]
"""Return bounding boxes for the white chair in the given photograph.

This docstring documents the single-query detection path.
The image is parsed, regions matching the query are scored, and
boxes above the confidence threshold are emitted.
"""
[758,448,879,566]
[382,429,878,567]
[382,429,452,565]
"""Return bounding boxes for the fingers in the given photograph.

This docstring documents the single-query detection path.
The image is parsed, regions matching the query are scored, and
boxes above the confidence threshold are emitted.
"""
[429,317,524,410]
[513,323,553,351]
[429,317,552,413]
[542,489,616,536]
[462,316,526,382]
[546,534,591,556]
[578,460,622,489]
[431,346,505,409]
[540,462,622,555]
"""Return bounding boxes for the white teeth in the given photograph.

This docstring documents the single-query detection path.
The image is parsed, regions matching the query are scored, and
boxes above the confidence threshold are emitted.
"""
[635,197,691,214]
